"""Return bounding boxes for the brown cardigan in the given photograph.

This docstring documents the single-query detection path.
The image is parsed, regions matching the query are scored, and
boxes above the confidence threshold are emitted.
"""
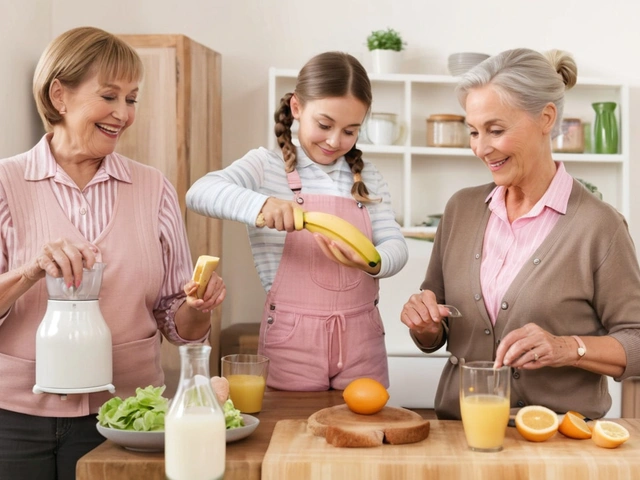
[412,179,640,420]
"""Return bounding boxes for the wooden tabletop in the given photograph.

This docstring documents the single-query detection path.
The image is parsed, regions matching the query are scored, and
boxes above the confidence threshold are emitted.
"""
[77,389,431,480]
[77,390,640,480]
[263,418,640,480]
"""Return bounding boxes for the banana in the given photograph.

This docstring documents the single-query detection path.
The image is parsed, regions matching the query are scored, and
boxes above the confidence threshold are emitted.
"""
[192,255,220,299]
[297,209,381,268]
[293,207,305,231]
[255,208,381,268]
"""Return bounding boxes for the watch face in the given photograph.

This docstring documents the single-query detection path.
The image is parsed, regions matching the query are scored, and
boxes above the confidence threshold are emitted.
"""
[578,347,586,357]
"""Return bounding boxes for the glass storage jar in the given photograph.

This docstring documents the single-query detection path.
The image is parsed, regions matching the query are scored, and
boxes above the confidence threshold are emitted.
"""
[426,114,468,148]
[552,118,584,153]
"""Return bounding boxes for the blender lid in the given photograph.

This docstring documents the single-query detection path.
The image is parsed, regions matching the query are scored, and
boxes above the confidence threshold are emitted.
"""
[46,262,105,300]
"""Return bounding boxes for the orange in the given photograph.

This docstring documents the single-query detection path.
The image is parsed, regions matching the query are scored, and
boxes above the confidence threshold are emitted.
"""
[343,378,389,415]
[591,420,630,449]
[515,405,559,442]
[558,411,592,439]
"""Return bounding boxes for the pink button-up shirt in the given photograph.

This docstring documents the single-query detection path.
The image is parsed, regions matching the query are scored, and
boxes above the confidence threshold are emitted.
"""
[0,136,200,343]
[481,162,573,325]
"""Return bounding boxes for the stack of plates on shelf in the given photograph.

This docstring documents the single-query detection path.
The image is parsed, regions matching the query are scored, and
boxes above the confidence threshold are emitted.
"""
[447,52,491,76]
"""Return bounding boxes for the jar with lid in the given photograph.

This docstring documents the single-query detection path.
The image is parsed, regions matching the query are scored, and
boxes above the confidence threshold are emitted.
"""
[552,118,584,153]
[426,114,468,148]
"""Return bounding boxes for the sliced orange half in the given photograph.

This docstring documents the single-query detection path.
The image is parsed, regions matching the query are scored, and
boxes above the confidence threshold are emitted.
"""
[592,420,630,449]
[558,411,592,439]
[515,405,559,442]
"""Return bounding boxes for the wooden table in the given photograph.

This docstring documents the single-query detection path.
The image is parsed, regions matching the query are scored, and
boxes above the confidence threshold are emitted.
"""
[263,418,640,479]
[77,390,640,480]
[77,390,425,480]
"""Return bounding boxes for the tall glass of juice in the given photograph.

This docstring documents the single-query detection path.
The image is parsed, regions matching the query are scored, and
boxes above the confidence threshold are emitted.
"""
[221,354,269,414]
[460,361,511,452]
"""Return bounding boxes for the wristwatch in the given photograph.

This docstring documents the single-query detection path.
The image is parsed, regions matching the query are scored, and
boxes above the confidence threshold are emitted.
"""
[572,335,586,358]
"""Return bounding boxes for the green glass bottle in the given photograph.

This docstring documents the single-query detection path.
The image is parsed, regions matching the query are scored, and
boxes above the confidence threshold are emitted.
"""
[592,102,619,154]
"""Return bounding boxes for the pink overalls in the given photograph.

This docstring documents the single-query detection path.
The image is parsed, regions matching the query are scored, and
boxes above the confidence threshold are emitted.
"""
[258,170,389,391]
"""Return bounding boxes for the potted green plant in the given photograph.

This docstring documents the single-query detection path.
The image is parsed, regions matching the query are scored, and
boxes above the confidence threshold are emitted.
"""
[366,28,405,74]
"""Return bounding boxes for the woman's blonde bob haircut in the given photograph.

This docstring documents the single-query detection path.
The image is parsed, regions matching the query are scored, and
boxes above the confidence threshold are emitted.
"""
[33,26,143,132]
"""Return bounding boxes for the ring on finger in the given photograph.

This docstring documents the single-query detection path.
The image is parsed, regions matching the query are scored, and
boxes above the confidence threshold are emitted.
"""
[533,352,539,362]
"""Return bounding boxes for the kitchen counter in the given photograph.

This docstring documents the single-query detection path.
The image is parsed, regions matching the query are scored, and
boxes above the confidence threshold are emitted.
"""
[77,389,425,480]
[77,390,640,480]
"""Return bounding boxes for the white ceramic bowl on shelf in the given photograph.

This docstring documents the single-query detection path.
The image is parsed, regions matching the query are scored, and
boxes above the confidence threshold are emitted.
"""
[447,52,490,76]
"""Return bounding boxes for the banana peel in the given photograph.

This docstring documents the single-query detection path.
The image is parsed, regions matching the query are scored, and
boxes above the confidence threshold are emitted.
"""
[192,255,220,299]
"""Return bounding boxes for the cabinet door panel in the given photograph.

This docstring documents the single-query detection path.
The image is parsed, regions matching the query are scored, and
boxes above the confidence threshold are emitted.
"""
[117,48,181,212]
[116,35,223,389]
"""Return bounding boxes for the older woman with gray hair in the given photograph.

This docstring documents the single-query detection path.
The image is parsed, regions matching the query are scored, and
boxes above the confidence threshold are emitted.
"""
[401,48,640,420]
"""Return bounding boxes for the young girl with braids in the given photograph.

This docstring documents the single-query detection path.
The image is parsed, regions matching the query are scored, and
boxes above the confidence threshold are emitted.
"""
[187,51,407,391]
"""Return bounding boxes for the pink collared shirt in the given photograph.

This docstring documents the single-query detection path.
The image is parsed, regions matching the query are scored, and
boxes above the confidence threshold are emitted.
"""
[481,162,573,325]
[0,135,200,343]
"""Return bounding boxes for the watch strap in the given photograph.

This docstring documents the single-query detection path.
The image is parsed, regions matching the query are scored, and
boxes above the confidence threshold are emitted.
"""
[572,335,586,359]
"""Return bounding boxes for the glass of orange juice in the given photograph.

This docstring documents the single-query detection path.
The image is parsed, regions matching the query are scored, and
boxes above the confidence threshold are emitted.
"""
[221,354,269,414]
[460,361,511,452]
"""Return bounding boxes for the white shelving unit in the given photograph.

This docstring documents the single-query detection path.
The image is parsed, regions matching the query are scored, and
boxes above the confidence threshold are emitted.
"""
[267,67,627,414]
[268,68,630,237]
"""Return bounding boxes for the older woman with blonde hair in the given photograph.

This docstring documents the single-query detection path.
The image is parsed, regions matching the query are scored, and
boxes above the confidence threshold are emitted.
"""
[401,48,640,420]
[0,27,225,479]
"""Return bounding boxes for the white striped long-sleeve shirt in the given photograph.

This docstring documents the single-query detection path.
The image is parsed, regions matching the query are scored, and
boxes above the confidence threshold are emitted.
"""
[186,146,408,291]
[0,136,198,343]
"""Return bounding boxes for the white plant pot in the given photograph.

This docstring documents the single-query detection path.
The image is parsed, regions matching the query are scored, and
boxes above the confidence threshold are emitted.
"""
[370,49,402,74]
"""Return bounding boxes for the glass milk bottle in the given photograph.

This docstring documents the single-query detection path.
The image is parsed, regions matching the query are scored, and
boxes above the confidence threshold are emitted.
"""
[165,344,225,480]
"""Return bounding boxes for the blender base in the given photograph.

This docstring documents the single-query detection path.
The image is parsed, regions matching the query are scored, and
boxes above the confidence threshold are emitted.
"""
[33,383,116,395]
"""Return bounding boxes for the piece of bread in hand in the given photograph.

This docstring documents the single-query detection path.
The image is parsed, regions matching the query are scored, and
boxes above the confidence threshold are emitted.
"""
[192,255,220,299]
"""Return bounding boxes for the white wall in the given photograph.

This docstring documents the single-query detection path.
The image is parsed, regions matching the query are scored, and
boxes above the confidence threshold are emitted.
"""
[5,0,640,328]
[0,0,51,157]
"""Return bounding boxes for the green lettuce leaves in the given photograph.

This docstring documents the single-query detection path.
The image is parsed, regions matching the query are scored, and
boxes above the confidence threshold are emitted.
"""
[97,385,168,431]
[97,384,245,431]
[223,398,244,430]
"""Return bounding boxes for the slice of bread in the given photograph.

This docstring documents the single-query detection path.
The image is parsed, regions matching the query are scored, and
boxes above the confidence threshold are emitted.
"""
[307,405,430,448]
[192,255,220,299]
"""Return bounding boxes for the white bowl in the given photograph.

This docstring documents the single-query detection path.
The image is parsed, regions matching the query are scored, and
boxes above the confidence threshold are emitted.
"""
[96,424,164,452]
[96,414,260,452]
[227,414,260,443]
[447,52,490,76]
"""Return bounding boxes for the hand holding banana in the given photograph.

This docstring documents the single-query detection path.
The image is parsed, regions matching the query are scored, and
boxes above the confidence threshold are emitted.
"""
[256,207,381,270]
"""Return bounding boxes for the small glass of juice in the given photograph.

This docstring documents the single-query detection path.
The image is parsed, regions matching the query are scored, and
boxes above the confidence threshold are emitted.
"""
[460,361,511,452]
[221,354,269,414]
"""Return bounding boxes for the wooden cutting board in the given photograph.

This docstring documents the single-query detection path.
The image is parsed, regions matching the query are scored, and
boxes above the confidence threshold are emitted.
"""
[308,405,430,447]
[262,418,640,480]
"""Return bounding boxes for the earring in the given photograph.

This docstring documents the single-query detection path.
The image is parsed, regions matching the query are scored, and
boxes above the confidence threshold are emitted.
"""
[59,106,66,115]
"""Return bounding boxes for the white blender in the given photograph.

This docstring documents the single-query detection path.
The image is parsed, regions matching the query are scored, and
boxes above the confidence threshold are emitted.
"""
[33,262,115,395]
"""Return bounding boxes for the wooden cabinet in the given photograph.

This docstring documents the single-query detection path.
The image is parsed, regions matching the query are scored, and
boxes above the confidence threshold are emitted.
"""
[116,34,222,394]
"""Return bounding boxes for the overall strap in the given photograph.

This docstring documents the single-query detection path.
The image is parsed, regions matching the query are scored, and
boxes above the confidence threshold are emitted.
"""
[286,170,304,204]
[286,170,302,192]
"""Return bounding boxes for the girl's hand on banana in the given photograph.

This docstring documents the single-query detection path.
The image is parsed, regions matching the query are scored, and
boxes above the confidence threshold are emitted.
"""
[313,233,381,275]
[257,198,300,232]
